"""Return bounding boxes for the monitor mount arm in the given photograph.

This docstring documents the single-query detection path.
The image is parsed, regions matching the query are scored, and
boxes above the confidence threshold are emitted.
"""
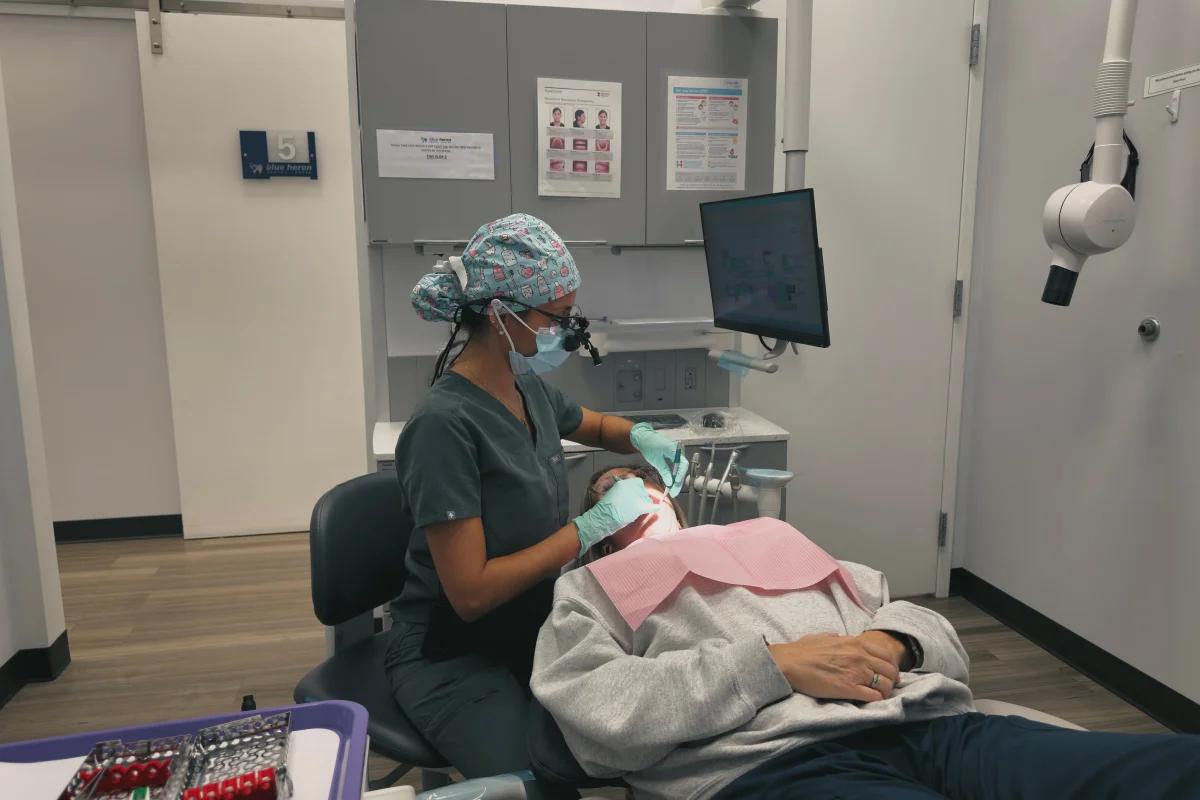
[710,0,813,376]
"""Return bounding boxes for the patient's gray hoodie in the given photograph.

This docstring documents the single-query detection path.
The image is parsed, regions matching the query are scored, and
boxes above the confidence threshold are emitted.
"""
[530,561,975,800]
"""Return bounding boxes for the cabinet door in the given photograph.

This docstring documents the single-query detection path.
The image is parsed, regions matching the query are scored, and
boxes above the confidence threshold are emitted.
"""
[645,13,778,244]
[506,6,647,246]
[565,452,596,519]
[356,0,512,243]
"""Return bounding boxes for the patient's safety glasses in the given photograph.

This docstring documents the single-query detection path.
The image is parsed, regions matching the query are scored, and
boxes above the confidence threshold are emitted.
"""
[591,465,662,499]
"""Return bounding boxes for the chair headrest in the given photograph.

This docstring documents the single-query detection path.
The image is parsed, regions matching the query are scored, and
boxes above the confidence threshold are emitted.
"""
[309,471,412,625]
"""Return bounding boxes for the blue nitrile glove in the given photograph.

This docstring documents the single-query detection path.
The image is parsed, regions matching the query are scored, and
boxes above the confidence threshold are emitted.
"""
[573,477,658,556]
[630,422,688,497]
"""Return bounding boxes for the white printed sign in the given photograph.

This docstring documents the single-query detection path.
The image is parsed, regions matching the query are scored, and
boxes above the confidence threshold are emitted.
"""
[666,76,748,191]
[376,130,495,180]
[1144,62,1200,98]
[537,77,622,199]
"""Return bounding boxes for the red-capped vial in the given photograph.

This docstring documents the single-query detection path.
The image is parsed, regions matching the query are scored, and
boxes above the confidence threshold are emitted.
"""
[183,789,202,800]
[256,767,276,799]
[104,764,128,790]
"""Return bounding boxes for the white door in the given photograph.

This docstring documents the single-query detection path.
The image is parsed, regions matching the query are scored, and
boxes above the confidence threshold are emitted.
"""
[135,13,370,537]
[741,0,978,595]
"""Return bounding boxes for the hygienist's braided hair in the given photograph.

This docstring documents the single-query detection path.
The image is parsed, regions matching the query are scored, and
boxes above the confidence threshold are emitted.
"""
[430,302,489,385]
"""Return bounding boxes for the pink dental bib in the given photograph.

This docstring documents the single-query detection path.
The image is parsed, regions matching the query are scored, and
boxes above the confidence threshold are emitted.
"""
[585,517,865,630]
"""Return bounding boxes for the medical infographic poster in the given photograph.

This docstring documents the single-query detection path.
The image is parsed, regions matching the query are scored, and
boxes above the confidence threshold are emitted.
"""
[537,77,621,199]
[666,76,748,191]
[376,129,495,180]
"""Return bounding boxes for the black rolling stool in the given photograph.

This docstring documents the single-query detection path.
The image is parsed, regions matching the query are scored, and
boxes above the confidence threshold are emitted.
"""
[294,472,451,791]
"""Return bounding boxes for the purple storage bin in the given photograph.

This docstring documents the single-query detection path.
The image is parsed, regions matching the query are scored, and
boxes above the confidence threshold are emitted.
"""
[0,700,367,800]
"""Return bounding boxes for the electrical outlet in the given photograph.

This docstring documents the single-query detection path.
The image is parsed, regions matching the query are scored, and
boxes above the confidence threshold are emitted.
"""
[675,350,707,409]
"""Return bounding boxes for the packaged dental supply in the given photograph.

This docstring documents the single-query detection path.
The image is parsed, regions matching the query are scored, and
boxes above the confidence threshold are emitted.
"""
[58,735,193,800]
[182,712,293,800]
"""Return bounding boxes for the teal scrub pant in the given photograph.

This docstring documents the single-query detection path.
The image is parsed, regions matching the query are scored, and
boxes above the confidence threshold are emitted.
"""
[387,622,537,779]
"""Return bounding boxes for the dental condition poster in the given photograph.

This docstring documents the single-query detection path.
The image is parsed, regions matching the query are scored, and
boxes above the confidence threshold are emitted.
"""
[666,76,748,191]
[537,77,621,198]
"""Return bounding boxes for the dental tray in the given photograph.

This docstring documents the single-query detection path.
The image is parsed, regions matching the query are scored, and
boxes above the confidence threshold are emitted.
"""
[620,413,690,430]
[0,701,367,800]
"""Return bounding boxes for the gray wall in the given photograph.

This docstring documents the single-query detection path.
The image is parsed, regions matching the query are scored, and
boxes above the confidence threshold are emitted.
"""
[0,16,180,523]
[957,1,1200,701]
[0,62,67,662]
[0,226,26,663]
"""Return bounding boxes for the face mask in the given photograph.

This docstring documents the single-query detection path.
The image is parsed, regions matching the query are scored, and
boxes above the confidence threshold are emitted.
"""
[493,300,571,375]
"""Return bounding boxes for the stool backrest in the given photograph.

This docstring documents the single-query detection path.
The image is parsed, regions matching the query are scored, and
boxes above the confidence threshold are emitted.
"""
[309,471,412,625]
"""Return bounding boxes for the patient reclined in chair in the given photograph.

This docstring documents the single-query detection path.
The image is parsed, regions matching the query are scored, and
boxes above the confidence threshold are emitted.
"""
[521,468,1200,800]
[414,469,1200,799]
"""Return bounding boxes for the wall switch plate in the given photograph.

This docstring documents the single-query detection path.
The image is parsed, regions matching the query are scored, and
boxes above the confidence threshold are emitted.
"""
[614,356,645,409]
[643,351,676,409]
[617,368,643,403]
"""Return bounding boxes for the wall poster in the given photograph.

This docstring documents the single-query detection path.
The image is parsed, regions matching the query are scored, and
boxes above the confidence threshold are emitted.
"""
[537,77,621,198]
[666,76,748,191]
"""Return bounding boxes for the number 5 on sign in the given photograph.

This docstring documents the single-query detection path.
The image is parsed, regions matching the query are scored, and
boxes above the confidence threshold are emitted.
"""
[266,129,309,164]
[277,134,296,161]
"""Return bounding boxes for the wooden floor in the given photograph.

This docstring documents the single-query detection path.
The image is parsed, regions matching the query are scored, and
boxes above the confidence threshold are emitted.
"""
[0,532,1167,793]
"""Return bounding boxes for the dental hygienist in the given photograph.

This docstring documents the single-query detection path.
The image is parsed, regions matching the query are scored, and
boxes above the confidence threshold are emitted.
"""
[385,213,688,781]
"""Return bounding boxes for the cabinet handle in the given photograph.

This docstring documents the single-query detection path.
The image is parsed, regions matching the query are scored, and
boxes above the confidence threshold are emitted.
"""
[564,453,590,462]
[413,239,469,254]
[683,239,705,245]
[562,240,609,247]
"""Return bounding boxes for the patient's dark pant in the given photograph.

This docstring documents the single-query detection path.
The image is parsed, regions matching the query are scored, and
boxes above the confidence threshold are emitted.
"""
[713,712,1200,799]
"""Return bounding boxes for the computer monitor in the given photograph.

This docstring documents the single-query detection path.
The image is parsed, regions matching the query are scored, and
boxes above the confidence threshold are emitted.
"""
[699,189,830,348]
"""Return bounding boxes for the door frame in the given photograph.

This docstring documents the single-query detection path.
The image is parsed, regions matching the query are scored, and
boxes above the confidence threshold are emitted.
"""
[935,0,990,597]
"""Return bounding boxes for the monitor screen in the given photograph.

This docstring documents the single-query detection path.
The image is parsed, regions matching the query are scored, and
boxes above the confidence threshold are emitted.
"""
[699,189,830,347]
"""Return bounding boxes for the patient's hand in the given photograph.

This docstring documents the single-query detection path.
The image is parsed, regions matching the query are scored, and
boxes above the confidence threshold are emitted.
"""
[769,633,901,703]
[857,630,914,672]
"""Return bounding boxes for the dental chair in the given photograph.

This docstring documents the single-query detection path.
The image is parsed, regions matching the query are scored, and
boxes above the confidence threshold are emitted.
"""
[294,472,452,791]
[410,696,1083,799]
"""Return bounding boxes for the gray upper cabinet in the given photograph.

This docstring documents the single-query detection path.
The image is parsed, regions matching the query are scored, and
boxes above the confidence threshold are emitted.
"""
[506,6,647,246]
[645,13,778,245]
[356,0,512,243]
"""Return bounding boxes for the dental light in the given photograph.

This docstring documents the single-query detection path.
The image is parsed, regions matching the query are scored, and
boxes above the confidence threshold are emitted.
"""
[1040,0,1138,307]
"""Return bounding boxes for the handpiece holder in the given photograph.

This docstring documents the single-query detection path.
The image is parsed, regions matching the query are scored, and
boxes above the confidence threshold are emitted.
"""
[740,468,795,520]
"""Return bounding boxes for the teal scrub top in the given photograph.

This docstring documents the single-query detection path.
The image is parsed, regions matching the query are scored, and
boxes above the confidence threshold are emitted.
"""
[388,371,583,662]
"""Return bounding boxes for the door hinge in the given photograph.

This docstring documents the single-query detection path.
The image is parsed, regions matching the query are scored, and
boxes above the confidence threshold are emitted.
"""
[937,512,949,547]
[968,23,981,67]
[149,0,164,55]
[953,279,964,319]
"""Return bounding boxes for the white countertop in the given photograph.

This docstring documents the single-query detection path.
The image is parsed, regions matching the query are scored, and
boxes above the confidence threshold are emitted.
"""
[373,406,788,462]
